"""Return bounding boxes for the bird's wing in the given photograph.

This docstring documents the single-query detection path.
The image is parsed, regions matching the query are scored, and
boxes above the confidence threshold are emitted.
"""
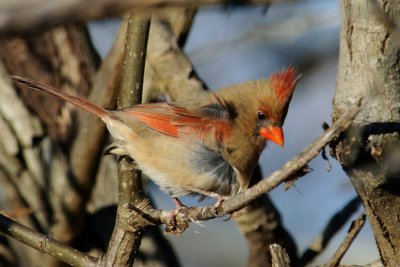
[117,94,232,142]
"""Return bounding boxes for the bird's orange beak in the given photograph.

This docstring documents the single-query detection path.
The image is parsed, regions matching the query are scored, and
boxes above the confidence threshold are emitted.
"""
[259,126,284,147]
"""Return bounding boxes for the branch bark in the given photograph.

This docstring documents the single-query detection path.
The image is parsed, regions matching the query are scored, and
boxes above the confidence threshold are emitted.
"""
[0,213,97,267]
[333,0,400,264]
[102,14,151,266]
[327,213,366,267]
[0,25,100,266]
[270,244,290,267]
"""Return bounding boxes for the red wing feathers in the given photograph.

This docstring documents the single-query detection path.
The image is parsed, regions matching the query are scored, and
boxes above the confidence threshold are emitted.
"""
[121,99,231,142]
[126,110,179,137]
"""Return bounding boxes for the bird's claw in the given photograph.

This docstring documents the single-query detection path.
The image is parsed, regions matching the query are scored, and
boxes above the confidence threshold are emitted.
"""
[213,195,229,208]
[163,197,189,235]
[164,219,189,235]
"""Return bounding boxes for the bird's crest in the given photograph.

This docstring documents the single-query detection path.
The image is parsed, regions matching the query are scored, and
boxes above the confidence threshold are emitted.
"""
[270,66,300,102]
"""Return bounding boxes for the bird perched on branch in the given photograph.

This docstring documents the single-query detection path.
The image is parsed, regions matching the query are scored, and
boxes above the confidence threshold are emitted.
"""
[13,67,299,206]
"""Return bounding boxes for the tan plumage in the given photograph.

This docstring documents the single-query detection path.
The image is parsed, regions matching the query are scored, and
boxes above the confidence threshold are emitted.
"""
[13,67,299,201]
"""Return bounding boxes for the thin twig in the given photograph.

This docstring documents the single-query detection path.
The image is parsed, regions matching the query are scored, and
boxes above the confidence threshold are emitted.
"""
[141,100,362,228]
[300,196,362,265]
[0,0,298,36]
[327,213,366,267]
[0,213,97,267]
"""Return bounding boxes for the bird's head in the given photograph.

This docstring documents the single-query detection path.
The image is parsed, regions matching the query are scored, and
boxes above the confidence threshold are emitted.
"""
[254,66,300,147]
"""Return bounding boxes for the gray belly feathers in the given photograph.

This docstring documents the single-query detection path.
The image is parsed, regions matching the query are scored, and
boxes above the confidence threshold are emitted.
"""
[191,144,239,196]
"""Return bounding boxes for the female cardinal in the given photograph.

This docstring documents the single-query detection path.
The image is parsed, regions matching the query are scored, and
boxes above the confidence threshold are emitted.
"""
[13,67,299,203]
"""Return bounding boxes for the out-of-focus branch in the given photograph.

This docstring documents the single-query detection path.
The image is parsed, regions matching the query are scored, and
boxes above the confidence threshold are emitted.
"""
[140,101,361,230]
[363,260,384,267]
[300,196,361,266]
[0,26,99,266]
[233,166,298,267]
[0,0,298,36]
[144,9,207,103]
[326,213,366,267]
[53,19,126,258]
[270,244,290,267]
[102,14,151,267]
[69,20,125,203]
[0,213,97,267]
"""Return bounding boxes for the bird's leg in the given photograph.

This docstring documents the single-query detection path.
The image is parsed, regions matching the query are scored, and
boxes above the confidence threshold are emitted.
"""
[183,186,229,207]
[165,197,186,220]
[172,197,187,210]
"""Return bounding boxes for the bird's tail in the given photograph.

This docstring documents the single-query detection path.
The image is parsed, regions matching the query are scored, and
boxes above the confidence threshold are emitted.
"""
[13,76,108,118]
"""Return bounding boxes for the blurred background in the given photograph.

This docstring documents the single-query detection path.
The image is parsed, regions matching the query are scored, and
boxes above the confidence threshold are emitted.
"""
[86,0,377,266]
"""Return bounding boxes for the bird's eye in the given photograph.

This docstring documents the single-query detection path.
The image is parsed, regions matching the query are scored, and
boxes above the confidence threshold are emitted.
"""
[257,111,266,120]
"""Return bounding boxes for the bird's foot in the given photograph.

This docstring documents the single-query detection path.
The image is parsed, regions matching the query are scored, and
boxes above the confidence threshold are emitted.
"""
[172,197,187,210]
[213,195,229,208]
[165,197,186,220]
[163,197,189,235]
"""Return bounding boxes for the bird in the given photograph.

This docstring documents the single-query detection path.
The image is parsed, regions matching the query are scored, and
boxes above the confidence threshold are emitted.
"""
[13,67,300,206]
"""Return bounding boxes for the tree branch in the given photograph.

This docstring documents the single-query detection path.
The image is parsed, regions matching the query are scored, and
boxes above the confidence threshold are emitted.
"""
[0,0,298,36]
[326,213,366,267]
[270,244,290,267]
[334,1,400,264]
[102,14,151,266]
[234,166,298,266]
[0,213,97,267]
[300,196,362,265]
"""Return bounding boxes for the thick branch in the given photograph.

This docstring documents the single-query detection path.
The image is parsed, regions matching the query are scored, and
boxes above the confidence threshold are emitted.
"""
[0,213,97,267]
[334,1,400,264]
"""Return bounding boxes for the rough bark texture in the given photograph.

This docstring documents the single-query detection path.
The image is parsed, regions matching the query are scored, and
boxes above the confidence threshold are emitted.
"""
[0,25,100,267]
[102,15,151,267]
[333,0,400,265]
